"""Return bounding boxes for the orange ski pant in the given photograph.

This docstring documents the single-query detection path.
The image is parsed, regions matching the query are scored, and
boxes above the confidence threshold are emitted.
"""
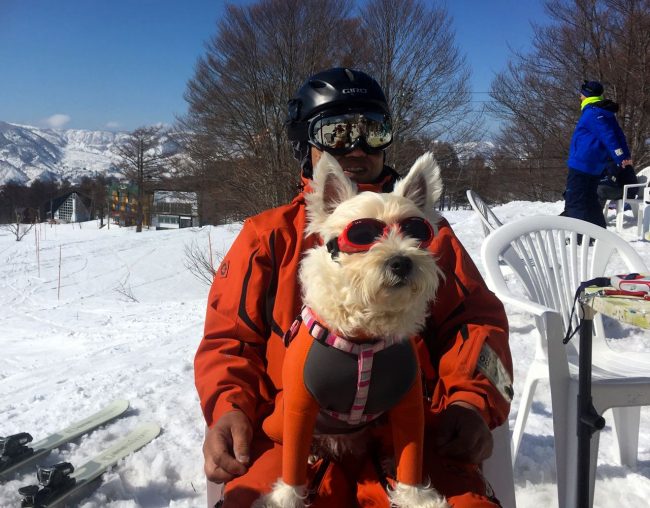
[221,434,501,508]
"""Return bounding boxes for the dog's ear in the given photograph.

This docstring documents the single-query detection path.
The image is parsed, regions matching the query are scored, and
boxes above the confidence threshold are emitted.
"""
[308,152,358,217]
[393,152,443,212]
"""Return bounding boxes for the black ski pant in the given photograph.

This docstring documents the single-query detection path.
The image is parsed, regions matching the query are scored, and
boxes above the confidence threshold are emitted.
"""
[564,168,607,229]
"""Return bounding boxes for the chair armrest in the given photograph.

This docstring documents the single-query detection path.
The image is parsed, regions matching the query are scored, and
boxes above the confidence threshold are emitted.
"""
[623,183,647,189]
[492,288,555,318]
[622,183,647,198]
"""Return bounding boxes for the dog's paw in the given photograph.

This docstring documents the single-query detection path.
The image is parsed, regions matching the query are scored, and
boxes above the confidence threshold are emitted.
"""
[388,482,450,508]
[251,479,308,508]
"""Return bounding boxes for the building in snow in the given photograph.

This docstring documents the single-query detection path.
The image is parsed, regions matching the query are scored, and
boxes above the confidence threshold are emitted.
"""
[50,192,91,223]
[108,183,146,227]
[150,191,198,229]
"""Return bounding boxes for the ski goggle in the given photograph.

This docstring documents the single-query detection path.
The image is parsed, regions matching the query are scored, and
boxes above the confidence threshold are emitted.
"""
[308,111,393,155]
[326,217,434,256]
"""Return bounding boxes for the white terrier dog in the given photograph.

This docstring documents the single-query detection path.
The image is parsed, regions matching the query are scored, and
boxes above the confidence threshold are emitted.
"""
[255,152,449,508]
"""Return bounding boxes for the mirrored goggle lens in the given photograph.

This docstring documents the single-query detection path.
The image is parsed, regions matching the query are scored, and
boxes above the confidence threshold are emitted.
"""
[309,112,392,150]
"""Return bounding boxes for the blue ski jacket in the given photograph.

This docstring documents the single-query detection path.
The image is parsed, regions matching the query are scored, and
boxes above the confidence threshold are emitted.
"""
[567,99,630,176]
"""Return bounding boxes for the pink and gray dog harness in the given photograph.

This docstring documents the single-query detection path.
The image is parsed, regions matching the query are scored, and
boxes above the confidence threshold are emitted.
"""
[284,307,418,433]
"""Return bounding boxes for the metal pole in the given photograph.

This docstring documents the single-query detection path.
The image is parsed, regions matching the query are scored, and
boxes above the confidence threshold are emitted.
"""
[576,297,605,507]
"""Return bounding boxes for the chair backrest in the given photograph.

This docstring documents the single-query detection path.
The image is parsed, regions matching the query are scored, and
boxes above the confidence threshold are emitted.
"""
[636,165,650,186]
[466,189,504,237]
[481,216,647,362]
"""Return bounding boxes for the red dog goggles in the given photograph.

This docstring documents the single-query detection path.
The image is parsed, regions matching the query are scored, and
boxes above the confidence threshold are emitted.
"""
[326,217,435,257]
[308,111,393,155]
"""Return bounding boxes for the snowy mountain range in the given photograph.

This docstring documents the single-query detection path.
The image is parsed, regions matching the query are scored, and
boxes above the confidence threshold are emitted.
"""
[0,121,132,186]
[0,121,497,188]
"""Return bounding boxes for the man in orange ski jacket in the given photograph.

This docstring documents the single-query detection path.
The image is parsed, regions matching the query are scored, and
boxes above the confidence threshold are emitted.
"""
[195,68,513,508]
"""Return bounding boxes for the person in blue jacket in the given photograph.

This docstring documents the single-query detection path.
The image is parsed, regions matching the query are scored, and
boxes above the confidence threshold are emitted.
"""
[564,80,633,227]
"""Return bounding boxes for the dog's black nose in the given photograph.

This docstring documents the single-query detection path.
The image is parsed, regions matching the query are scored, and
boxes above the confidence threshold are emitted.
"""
[387,255,412,278]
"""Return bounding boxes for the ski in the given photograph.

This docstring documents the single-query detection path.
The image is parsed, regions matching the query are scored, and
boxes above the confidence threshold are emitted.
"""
[18,422,161,508]
[0,399,130,481]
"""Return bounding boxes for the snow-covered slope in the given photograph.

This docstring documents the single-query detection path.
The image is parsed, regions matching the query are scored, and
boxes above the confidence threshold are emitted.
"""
[1,203,650,507]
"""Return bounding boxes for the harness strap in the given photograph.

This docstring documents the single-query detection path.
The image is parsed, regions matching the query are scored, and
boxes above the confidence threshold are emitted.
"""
[300,307,395,355]
[291,306,398,425]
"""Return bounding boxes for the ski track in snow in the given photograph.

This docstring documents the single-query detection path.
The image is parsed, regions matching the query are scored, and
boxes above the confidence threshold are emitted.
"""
[2,207,650,507]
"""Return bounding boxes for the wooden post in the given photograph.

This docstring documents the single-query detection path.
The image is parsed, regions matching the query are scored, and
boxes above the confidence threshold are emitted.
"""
[35,227,40,277]
[58,245,62,300]
[208,230,214,272]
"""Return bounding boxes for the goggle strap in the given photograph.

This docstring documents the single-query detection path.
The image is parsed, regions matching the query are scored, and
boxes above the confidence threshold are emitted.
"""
[287,121,309,142]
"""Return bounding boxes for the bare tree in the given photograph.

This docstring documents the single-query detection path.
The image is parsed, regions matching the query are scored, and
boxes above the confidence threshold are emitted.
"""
[0,210,34,241]
[179,0,482,218]
[489,0,650,200]
[184,237,224,286]
[113,126,171,232]
[78,174,112,228]
[180,0,356,219]
[114,274,139,302]
[359,0,482,172]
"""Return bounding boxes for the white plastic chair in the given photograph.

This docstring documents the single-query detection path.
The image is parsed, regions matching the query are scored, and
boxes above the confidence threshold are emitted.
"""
[466,189,504,237]
[604,165,650,237]
[641,186,650,241]
[481,215,650,508]
[207,479,223,507]
[483,422,517,508]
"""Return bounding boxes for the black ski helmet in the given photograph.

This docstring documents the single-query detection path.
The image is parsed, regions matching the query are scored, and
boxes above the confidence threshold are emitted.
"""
[286,67,391,176]
[287,67,390,142]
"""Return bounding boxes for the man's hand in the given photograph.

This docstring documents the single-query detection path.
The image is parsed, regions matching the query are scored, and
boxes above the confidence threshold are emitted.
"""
[203,409,253,483]
[433,402,493,464]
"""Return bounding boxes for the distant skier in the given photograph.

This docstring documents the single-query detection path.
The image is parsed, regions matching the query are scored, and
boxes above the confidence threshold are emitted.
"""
[564,80,633,228]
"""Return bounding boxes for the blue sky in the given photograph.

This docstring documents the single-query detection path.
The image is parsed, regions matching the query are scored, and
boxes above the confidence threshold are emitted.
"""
[0,0,549,133]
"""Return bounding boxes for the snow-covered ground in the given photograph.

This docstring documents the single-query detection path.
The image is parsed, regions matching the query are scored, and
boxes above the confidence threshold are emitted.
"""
[1,201,650,507]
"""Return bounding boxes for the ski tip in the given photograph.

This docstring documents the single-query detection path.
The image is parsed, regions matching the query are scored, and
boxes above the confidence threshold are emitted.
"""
[108,399,130,413]
[136,422,162,439]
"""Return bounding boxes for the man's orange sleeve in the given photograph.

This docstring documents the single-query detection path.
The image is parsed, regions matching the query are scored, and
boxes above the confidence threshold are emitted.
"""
[194,219,273,428]
[421,220,513,429]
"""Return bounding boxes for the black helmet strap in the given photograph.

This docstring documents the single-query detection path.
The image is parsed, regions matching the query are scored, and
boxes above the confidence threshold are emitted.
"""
[291,141,313,179]
[286,120,309,142]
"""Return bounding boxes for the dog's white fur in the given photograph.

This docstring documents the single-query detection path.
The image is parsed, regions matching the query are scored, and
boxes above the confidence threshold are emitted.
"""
[301,151,445,340]
[389,482,449,508]
[254,152,449,508]
[254,480,307,508]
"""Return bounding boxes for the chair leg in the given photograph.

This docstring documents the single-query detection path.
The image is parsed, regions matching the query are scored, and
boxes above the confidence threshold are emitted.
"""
[611,406,640,468]
[205,424,225,507]
[643,206,650,241]
[484,423,517,508]
[511,374,539,465]
[630,202,640,237]
[616,201,625,232]
[207,480,224,508]
[637,205,646,239]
